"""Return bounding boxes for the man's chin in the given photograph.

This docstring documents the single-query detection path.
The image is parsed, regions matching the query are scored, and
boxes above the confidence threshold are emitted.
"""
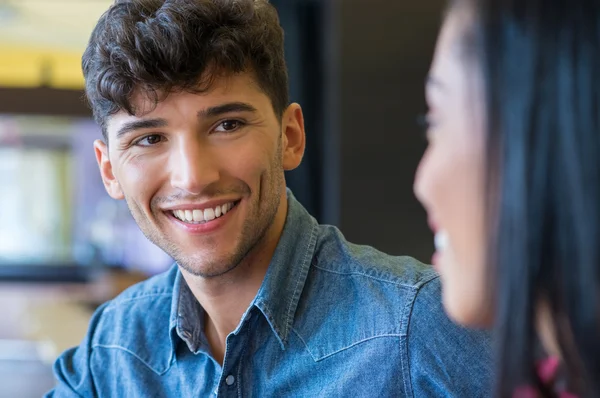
[175,250,244,279]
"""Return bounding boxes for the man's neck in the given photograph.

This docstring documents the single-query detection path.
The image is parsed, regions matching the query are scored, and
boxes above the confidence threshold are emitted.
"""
[180,194,289,364]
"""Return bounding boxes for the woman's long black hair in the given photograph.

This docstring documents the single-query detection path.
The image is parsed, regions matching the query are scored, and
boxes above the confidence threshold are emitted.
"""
[455,0,600,395]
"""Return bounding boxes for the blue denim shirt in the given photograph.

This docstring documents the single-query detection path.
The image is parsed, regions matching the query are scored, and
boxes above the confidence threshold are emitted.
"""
[47,193,492,397]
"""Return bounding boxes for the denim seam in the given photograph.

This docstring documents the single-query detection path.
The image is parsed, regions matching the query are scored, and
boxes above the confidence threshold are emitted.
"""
[116,288,173,300]
[311,264,423,289]
[88,349,100,395]
[91,344,174,375]
[219,331,235,395]
[175,279,184,346]
[104,292,173,311]
[282,223,318,344]
[291,328,404,362]
[237,332,249,398]
[415,272,438,289]
[401,277,436,397]
[255,301,285,349]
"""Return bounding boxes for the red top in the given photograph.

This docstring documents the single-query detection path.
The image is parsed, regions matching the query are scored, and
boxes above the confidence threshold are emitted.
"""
[513,357,577,398]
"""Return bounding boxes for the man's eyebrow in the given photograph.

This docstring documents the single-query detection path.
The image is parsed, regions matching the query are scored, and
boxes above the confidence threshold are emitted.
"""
[197,102,259,119]
[116,118,168,139]
[114,103,257,138]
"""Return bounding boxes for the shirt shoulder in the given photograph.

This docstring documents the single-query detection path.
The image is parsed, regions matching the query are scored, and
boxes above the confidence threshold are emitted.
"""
[312,224,438,288]
[408,277,493,395]
[90,264,178,375]
[105,263,177,307]
[291,225,436,362]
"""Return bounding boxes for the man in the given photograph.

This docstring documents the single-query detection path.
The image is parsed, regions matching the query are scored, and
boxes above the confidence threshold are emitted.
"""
[47,0,492,396]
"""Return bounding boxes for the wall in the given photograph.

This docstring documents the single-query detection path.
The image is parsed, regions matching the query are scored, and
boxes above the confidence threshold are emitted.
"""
[337,0,444,262]
[0,87,90,116]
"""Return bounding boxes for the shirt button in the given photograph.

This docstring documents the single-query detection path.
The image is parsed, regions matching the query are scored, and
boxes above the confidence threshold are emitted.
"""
[225,375,235,386]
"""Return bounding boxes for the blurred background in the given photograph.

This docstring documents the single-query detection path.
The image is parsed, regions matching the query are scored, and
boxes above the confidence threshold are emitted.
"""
[0,0,443,396]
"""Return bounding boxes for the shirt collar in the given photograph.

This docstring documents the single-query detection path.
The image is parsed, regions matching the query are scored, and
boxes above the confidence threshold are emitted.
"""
[169,190,319,352]
[170,270,207,354]
[252,190,319,348]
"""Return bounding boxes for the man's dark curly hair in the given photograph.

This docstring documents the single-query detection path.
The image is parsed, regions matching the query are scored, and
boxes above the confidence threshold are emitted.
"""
[82,0,289,139]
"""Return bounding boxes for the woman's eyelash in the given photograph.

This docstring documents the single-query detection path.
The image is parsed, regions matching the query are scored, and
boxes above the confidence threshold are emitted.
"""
[416,114,432,130]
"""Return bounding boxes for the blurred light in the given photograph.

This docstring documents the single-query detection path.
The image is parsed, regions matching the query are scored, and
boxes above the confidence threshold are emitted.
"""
[0,0,113,89]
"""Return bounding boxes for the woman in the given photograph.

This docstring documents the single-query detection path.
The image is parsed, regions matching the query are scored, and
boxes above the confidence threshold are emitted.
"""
[414,0,600,396]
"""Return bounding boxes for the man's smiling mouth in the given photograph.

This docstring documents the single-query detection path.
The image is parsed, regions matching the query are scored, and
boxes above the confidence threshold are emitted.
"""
[169,201,239,224]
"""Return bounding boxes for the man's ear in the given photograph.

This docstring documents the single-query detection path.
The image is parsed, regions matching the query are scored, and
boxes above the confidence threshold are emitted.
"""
[94,140,124,200]
[281,103,306,171]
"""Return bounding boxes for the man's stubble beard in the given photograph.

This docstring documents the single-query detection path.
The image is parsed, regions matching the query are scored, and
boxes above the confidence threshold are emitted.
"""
[124,143,285,279]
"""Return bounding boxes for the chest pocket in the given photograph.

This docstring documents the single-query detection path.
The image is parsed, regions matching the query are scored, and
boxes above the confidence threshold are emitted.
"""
[291,271,412,362]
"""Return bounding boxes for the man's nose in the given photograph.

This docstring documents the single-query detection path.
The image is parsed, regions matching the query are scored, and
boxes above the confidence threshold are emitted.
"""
[169,138,220,195]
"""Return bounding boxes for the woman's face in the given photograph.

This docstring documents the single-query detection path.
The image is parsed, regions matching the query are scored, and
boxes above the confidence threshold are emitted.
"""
[414,7,491,326]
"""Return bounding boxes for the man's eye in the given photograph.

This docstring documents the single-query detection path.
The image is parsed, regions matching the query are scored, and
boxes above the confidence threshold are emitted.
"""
[214,120,244,133]
[135,134,163,146]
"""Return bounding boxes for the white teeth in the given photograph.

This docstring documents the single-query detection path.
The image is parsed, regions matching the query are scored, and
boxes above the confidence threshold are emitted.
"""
[204,208,215,221]
[172,201,235,223]
[434,231,449,252]
[192,209,204,222]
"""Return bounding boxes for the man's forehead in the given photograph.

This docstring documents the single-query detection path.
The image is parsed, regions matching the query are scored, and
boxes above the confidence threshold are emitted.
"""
[111,73,263,119]
[136,72,255,104]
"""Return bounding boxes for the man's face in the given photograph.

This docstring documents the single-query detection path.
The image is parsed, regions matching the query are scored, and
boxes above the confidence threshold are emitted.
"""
[95,73,305,277]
